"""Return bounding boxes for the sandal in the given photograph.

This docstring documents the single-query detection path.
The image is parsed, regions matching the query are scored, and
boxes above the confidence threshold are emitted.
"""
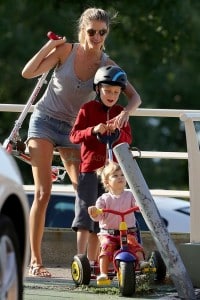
[29,265,52,277]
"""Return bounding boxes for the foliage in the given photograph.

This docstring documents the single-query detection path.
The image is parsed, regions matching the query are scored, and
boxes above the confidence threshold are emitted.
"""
[0,0,199,188]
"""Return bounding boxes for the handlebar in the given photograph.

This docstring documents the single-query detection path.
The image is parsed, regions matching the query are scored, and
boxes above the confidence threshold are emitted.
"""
[96,128,120,146]
[97,206,139,218]
[47,31,63,40]
[97,128,120,161]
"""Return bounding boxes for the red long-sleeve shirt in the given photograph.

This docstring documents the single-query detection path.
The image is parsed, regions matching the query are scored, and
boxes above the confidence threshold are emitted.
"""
[70,100,132,172]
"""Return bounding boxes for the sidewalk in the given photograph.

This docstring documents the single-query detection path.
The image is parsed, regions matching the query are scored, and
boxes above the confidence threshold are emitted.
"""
[23,266,200,300]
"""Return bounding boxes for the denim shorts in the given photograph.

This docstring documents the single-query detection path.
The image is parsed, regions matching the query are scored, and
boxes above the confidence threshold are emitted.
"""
[27,109,80,149]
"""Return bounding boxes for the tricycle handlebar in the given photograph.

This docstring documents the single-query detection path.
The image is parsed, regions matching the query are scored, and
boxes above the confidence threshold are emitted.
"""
[97,206,139,217]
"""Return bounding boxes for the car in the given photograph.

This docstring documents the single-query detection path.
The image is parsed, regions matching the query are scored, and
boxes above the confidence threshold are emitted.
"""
[147,196,190,233]
[25,184,190,233]
[134,196,190,233]
[25,184,75,228]
[0,144,29,300]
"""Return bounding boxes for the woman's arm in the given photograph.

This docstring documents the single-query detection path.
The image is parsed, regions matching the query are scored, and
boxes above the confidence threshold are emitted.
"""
[106,58,142,128]
[123,80,142,114]
[21,37,71,78]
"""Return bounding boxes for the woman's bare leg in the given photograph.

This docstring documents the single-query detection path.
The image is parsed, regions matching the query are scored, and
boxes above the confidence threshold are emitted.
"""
[58,148,80,191]
[28,138,54,275]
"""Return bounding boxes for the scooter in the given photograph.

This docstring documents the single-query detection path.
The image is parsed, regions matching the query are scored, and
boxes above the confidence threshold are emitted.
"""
[96,128,120,162]
[3,31,66,182]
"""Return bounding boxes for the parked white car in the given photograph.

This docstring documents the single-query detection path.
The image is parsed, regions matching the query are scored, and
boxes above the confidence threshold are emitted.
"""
[0,144,29,300]
[135,196,190,233]
[25,184,190,233]
[152,196,190,233]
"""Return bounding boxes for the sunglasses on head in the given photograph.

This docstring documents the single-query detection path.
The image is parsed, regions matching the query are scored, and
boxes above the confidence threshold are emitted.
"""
[87,29,108,37]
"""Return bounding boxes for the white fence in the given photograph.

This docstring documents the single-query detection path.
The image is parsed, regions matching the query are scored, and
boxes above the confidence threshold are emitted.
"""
[1,104,200,241]
[1,104,198,196]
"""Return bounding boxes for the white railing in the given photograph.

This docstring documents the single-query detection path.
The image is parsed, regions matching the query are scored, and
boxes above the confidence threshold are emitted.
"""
[180,113,200,242]
[1,104,200,201]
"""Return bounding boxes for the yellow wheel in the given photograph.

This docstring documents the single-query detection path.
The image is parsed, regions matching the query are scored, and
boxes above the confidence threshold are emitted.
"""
[71,260,80,282]
[71,254,91,285]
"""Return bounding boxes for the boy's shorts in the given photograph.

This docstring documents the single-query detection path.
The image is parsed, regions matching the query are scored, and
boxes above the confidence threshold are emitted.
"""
[72,172,105,233]
[27,109,80,149]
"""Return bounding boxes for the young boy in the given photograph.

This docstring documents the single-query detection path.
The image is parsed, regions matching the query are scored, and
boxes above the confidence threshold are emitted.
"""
[88,161,149,281]
[69,65,132,264]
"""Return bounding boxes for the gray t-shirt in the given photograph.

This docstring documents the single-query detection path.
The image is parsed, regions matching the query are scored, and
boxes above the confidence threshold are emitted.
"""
[35,43,108,125]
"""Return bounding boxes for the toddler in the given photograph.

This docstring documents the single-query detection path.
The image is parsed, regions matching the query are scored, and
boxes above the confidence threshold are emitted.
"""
[88,161,149,281]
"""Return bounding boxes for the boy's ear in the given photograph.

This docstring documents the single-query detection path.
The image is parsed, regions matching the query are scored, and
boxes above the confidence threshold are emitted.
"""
[95,85,99,93]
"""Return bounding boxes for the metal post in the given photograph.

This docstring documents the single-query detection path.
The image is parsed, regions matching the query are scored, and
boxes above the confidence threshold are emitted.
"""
[113,142,196,300]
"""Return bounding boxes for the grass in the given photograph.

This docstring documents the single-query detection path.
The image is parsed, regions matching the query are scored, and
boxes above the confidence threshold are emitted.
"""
[73,273,158,296]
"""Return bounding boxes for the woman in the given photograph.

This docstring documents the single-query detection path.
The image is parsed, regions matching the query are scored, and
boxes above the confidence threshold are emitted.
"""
[22,7,141,277]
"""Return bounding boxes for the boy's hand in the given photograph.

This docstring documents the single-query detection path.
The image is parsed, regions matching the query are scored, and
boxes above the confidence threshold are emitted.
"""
[92,123,107,135]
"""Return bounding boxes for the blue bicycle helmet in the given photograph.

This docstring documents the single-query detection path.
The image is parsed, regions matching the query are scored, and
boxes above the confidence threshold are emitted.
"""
[93,65,127,90]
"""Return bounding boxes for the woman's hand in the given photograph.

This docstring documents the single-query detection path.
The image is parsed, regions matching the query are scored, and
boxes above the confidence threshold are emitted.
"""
[107,110,129,128]
[47,36,66,48]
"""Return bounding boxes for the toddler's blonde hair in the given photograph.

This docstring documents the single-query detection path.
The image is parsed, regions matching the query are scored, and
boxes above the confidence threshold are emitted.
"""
[100,161,121,191]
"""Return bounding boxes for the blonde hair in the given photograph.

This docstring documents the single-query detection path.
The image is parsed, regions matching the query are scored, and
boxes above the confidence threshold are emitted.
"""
[100,161,121,191]
[77,7,117,45]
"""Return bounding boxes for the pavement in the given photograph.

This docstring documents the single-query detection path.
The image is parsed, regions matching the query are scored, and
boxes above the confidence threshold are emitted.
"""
[23,266,200,300]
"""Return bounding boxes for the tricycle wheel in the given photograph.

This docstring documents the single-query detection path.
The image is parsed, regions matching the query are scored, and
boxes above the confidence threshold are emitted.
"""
[118,261,136,296]
[148,250,166,281]
[71,254,91,285]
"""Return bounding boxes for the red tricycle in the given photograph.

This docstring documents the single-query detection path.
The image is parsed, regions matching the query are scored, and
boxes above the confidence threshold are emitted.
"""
[71,206,166,297]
